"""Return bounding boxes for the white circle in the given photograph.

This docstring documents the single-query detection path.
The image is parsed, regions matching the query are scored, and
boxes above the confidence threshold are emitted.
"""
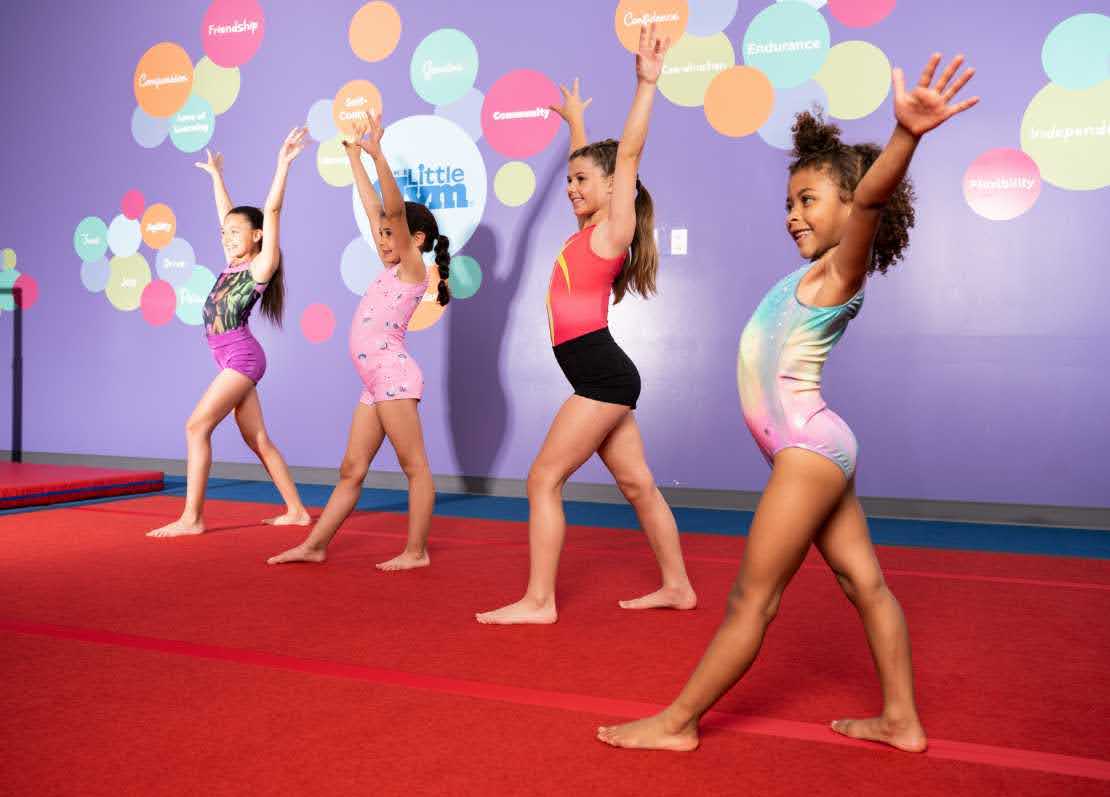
[107,214,142,257]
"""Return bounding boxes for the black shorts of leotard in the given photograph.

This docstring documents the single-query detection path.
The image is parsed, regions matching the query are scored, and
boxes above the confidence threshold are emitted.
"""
[552,327,641,409]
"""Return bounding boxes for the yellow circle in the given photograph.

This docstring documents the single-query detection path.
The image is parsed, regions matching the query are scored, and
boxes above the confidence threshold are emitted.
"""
[1,248,15,270]
[1021,81,1110,191]
[192,57,241,115]
[658,33,736,107]
[494,161,536,207]
[317,136,354,187]
[814,41,890,120]
[106,253,152,311]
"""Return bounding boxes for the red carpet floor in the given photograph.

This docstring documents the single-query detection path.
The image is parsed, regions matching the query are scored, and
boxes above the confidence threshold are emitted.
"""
[2,495,1108,795]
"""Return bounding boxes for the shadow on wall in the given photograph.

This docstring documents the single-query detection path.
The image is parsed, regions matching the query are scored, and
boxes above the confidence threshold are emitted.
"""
[446,148,567,492]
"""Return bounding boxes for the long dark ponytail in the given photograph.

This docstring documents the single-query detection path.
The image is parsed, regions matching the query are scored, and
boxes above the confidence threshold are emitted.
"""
[227,205,285,326]
[569,139,658,304]
[404,201,451,306]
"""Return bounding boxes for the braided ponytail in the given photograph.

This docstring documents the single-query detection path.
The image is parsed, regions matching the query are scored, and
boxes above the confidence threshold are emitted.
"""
[403,201,452,305]
[433,233,451,306]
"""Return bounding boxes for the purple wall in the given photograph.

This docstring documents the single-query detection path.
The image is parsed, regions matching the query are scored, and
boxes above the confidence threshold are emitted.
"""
[0,0,1106,506]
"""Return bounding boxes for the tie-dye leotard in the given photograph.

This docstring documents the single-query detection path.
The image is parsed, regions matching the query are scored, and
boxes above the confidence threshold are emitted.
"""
[737,265,864,479]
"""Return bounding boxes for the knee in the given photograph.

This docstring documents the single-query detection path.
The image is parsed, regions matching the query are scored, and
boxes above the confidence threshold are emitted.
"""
[185,416,212,440]
[726,582,782,625]
[836,572,888,609]
[615,469,656,505]
[339,456,370,485]
[242,430,272,456]
[398,456,430,482]
[527,462,566,497]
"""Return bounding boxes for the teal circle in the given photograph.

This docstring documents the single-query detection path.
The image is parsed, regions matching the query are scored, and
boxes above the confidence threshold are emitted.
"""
[74,216,109,262]
[1042,13,1110,91]
[170,95,216,154]
[742,2,830,89]
[447,254,481,299]
[0,269,18,311]
[410,29,479,105]
[176,265,217,325]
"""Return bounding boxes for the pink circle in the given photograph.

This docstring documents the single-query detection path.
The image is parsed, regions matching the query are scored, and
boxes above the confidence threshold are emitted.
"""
[300,303,336,343]
[481,70,562,158]
[121,189,145,220]
[828,0,896,28]
[140,280,177,326]
[13,274,39,310]
[202,0,266,67]
[963,148,1041,222]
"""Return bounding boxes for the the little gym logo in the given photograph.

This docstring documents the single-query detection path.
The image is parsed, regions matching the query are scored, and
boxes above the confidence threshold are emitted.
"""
[394,163,471,210]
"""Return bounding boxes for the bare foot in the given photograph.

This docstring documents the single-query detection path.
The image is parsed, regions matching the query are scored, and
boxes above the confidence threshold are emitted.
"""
[475,597,557,625]
[146,519,205,538]
[830,716,928,753]
[266,543,326,565]
[597,712,699,752]
[376,551,430,571]
[618,585,697,611]
[262,510,311,526]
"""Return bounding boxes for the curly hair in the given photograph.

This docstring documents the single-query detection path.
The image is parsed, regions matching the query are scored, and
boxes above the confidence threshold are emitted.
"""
[789,110,916,275]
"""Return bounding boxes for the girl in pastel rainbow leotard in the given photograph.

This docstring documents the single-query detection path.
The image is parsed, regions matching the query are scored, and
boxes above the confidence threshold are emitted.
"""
[599,54,980,754]
[476,26,696,625]
[148,128,312,538]
[268,110,449,571]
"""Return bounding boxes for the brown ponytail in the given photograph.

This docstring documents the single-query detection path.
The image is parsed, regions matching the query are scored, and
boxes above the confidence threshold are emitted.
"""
[404,201,451,306]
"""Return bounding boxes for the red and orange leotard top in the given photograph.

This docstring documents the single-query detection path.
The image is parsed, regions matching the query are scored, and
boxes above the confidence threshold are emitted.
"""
[546,225,628,346]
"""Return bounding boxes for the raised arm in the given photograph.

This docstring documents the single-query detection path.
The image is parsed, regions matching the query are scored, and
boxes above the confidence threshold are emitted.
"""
[344,116,384,244]
[362,111,424,283]
[599,24,668,255]
[251,126,307,284]
[833,54,978,293]
[195,149,233,224]
[549,77,592,155]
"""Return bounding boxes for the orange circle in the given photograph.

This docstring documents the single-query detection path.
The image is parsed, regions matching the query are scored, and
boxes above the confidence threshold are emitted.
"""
[614,0,689,53]
[704,66,774,138]
[133,42,195,118]
[333,80,383,137]
[349,2,402,63]
[408,266,446,331]
[141,204,177,250]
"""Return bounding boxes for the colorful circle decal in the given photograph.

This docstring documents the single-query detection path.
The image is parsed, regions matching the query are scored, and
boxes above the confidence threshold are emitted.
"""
[1020,80,1110,191]
[686,0,738,36]
[317,136,356,187]
[410,29,479,106]
[407,267,446,331]
[0,270,18,311]
[614,1,689,53]
[74,216,110,263]
[2,248,16,270]
[107,214,142,257]
[202,0,265,68]
[828,0,897,28]
[704,66,774,137]
[170,95,216,153]
[13,274,38,310]
[963,148,1042,221]
[131,106,171,149]
[758,80,828,149]
[481,70,562,158]
[141,204,177,250]
[814,40,891,120]
[141,279,177,326]
[1041,13,1110,91]
[494,161,536,207]
[447,254,481,300]
[353,115,487,255]
[176,265,217,325]
[349,2,402,63]
[106,253,152,311]
[742,2,829,89]
[155,237,197,287]
[340,236,382,295]
[192,56,241,115]
[333,79,383,138]
[134,43,194,118]
[307,98,338,141]
[81,257,110,293]
[121,190,145,220]
[301,303,336,343]
[779,0,827,7]
[658,32,736,107]
[435,87,485,142]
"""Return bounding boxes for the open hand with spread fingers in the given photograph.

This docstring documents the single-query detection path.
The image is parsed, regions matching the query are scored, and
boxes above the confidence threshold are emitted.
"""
[893,53,979,138]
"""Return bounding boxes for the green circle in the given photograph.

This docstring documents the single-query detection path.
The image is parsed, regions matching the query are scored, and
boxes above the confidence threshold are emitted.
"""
[493,161,536,207]
[742,2,830,89]
[1,248,15,270]
[192,57,241,115]
[1021,81,1110,191]
[170,95,216,153]
[106,253,152,311]
[447,254,482,299]
[176,265,217,326]
[815,41,891,120]
[659,33,736,107]
[410,29,479,106]
[74,216,109,263]
[317,136,355,187]
[0,269,18,311]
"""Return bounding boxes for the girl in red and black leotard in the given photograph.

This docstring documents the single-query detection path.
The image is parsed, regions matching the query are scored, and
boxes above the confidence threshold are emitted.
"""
[477,25,696,624]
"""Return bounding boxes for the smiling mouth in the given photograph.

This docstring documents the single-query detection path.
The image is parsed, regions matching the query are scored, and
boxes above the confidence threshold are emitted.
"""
[791,229,813,243]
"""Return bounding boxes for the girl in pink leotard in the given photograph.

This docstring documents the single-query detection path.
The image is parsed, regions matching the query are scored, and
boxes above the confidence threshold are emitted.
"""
[268,110,450,571]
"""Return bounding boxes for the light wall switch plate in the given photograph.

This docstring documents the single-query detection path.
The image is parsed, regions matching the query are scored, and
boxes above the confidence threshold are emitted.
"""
[670,228,688,255]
